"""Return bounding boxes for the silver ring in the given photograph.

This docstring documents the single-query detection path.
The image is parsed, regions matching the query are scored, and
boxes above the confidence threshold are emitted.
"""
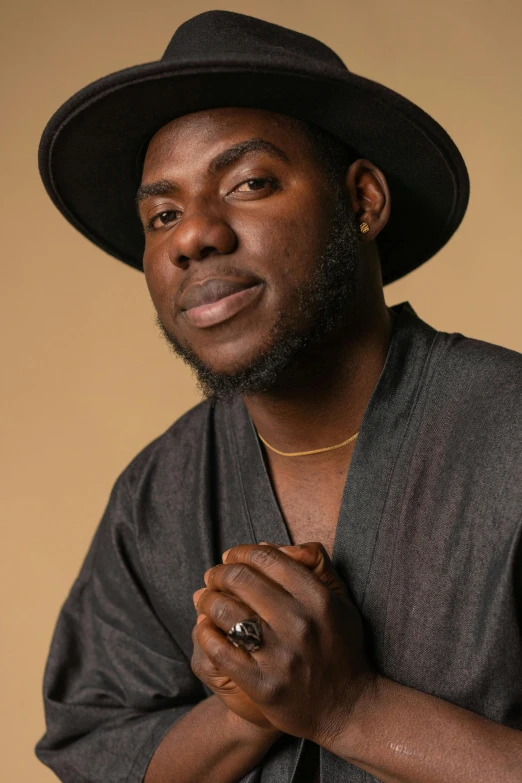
[227,616,262,652]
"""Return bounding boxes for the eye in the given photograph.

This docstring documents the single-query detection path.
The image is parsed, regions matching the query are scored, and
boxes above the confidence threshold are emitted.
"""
[145,210,182,232]
[233,177,278,194]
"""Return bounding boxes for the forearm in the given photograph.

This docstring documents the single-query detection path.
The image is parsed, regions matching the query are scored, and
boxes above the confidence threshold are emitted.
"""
[144,695,282,783]
[327,675,522,783]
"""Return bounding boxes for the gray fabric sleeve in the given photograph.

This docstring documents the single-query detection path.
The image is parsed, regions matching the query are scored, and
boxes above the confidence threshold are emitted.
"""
[34,474,205,783]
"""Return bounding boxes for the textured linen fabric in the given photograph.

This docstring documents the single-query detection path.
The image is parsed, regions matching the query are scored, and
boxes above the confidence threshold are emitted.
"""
[35,303,522,782]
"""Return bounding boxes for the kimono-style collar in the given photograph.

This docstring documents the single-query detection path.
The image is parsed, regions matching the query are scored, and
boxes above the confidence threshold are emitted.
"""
[225,302,439,782]
[228,303,437,574]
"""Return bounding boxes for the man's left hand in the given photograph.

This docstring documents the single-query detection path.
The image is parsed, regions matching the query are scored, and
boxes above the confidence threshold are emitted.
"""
[193,543,378,746]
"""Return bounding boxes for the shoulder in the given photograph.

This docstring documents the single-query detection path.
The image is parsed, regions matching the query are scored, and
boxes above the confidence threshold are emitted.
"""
[398,302,522,424]
[420,327,522,507]
[398,316,522,527]
[433,328,522,411]
[114,398,217,500]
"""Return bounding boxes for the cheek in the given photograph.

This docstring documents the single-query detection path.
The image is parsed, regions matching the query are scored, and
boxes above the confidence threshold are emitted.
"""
[259,213,322,291]
[143,248,179,316]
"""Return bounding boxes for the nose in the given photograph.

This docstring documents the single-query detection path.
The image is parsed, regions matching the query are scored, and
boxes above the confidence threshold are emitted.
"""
[169,211,237,268]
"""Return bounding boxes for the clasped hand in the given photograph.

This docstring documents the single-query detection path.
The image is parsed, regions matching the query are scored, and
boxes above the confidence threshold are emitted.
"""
[191,542,377,747]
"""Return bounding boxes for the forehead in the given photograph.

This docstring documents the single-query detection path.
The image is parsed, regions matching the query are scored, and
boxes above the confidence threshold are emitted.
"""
[142,107,310,177]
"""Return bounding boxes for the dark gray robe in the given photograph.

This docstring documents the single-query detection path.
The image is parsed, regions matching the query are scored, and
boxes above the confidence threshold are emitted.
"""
[35,303,522,782]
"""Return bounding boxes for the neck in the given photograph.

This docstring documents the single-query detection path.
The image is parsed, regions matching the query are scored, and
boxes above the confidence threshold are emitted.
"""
[242,297,393,456]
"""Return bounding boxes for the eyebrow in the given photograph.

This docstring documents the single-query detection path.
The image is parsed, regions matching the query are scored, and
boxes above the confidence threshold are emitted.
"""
[135,138,289,204]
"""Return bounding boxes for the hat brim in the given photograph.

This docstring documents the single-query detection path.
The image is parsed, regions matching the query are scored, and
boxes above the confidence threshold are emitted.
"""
[39,59,469,284]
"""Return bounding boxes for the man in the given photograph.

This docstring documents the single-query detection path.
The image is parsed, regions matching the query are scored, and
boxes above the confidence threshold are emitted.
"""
[35,10,522,783]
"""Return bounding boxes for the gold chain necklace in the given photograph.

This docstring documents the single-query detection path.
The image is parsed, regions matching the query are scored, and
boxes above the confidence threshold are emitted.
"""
[256,429,359,457]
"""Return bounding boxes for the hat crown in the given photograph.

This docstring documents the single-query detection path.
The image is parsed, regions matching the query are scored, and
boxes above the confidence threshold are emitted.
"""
[163,10,348,73]
[39,9,470,282]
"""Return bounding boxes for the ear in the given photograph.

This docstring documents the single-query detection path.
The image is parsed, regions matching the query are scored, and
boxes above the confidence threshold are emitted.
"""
[345,159,391,242]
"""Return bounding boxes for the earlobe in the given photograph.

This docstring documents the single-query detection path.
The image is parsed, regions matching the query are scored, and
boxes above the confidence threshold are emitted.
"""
[346,159,391,241]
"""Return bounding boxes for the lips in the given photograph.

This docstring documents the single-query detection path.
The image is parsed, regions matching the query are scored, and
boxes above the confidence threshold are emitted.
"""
[180,278,258,311]
[179,277,264,329]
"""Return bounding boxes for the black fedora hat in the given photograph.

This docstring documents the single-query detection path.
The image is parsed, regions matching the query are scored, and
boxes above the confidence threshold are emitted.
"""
[39,10,469,285]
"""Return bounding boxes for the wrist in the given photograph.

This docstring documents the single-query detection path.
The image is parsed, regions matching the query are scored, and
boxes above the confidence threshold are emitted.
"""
[225,704,283,744]
[321,672,387,762]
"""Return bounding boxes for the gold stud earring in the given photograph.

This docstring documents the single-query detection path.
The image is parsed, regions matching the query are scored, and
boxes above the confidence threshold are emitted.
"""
[359,222,370,235]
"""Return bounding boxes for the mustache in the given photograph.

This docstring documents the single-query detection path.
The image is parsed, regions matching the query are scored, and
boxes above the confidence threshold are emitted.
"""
[177,263,263,297]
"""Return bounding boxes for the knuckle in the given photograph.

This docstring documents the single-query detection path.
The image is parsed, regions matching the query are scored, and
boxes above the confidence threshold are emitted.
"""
[300,541,320,556]
[223,563,252,590]
[206,638,232,669]
[311,583,331,612]
[210,596,234,627]
[304,541,328,564]
[288,604,324,646]
[291,612,310,639]
[259,677,284,704]
[247,546,278,568]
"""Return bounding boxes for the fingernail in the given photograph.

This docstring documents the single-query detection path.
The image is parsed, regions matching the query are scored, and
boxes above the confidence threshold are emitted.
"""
[193,588,205,607]
[197,614,205,624]
[222,549,231,562]
[204,569,211,585]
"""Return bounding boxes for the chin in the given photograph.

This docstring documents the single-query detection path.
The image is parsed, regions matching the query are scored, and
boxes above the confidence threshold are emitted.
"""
[193,335,272,376]
[156,300,318,400]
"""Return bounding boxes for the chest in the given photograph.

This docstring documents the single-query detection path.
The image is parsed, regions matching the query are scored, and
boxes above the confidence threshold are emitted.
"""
[266,456,352,558]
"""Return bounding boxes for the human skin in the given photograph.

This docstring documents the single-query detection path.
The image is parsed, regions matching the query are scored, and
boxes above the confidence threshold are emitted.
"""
[138,107,391,385]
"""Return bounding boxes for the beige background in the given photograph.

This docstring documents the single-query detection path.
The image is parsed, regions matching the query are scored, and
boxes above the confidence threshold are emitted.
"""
[2,0,521,779]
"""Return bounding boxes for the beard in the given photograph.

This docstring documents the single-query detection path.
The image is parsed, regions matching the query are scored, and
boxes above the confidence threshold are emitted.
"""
[155,192,360,402]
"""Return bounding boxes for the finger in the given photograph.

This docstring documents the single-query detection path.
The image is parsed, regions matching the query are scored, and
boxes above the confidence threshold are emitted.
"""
[258,540,335,576]
[194,614,259,690]
[195,587,271,638]
[257,541,351,602]
[193,587,206,612]
[277,542,352,601]
[191,622,232,685]
[191,622,215,677]
[205,560,297,629]
[215,544,329,607]
[257,541,325,571]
